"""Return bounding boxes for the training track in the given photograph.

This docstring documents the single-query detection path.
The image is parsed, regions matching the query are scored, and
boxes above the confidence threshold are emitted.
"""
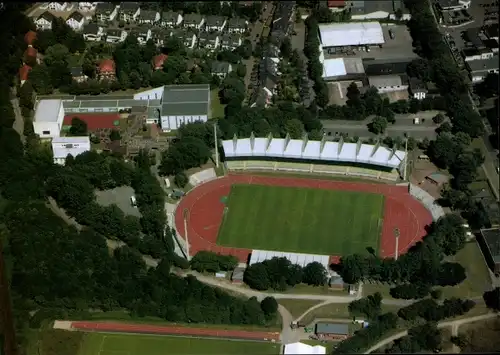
[70,321,280,341]
[175,174,433,263]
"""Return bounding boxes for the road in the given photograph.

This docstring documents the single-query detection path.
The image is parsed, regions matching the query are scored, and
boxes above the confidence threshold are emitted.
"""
[10,88,25,143]
[322,110,442,139]
[428,0,500,200]
[363,312,499,354]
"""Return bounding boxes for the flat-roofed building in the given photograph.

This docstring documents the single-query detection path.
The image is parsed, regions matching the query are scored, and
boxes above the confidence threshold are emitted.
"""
[321,57,365,81]
[33,99,65,139]
[318,22,384,53]
[315,322,349,340]
[51,136,91,165]
[466,56,499,83]
[478,228,500,274]
[368,74,409,93]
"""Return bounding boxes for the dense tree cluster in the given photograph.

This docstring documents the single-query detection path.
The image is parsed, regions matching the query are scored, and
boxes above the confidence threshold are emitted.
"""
[190,251,239,273]
[387,322,442,353]
[303,16,329,107]
[243,257,328,291]
[339,214,468,290]
[348,292,382,320]
[397,297,475,322]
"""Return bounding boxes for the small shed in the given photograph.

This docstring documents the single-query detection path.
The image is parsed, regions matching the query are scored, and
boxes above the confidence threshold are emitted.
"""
[328,275,345,290]
[231,267,245,284]
[425,172,449,186]
[315,322,349,340]
[215,271,227,278]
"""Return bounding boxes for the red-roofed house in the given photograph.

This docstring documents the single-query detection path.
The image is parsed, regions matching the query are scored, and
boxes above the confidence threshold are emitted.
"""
[152,54,168,71]
[328,0,346,8]
[19,65,32,86]
[63,113,121,132]
[97,59,116,81]
[24,30,37,47]
[24,47,39,65]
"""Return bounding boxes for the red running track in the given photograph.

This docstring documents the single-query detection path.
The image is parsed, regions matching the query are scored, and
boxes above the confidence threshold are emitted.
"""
[70,321,280,341]
[175,174,433,263]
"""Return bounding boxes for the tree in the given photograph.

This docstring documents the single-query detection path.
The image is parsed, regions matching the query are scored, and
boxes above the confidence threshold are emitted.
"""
[280,37,292,58]
[174,172,188,188]
[368,116,388,135]
[29,64,54,95]
[302,262,328,286]
[348,292,383,320]
[260,296,278,318]
[389,283,431,300]
[483,287,500,311]
[285,119,304,139]
[69,117,88,136]
[159,137,212,176]
[243,263,270,291]
[109,129,121,141]
[432,113,445,124]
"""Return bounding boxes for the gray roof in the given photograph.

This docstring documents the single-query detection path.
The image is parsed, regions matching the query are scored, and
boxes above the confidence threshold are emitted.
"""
[205,15,226,27]
[409,77,427,92]
[107,29,123,37]
[151,27,170,38]
[161,84,210,116]
[228,17,247,29]
[368,75,403,88]
[481,228,500,262]
[139,10,158,21]
[212,61,231,74]
[467,56,499,73]
[315,323,349,335]
[231,267,245,280]
[162,11,179,23]
[183,13,202,25]
[83,23,99,35]
[68,11,84,22]
[220,33,241,46]
[199,32,218,42]
[95,3,115,14]
[119,2,140,13]
[347,0,402,15]
[35,99,63,123]
[70,67,83,77]
[343,57,365,74]
[38,11,55,22]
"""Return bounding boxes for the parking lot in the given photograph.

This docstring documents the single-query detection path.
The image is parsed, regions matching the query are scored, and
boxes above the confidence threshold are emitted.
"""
[95,186,142,218]
[325,24,418,61]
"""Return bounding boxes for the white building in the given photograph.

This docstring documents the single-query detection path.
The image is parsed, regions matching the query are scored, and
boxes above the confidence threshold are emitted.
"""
[318,22,384,50]
[35,11,55,30]
[33,99,65,139]
[51,136,91,165]
[78,2,98,12]
[284,342,326,355]
[368,75,409,93]
[48,2,68,11]
[66,11,85,31]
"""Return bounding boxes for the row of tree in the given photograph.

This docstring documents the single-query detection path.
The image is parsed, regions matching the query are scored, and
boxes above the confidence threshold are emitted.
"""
[243,257,328,291]
[397,297,475,322]
[190,251,239,273]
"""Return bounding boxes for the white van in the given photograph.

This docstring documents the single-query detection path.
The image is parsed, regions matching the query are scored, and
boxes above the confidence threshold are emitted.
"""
[462,224,470,228]
[418,155,430,161]
[164,178,171,188]
[130,195,137,207]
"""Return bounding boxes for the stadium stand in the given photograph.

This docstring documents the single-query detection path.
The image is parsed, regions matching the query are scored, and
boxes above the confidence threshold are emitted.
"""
[249,249,331,269]
[409,184,445,221]
[222,133,407,179]
[188,168,217,186]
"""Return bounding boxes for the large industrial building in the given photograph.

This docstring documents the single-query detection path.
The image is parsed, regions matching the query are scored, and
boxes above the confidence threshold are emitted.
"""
[318,22,385,54]
[33,84,210,136]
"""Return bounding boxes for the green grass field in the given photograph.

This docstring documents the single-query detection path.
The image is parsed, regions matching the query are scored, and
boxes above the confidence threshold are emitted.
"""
[217,184,385,255]
[77,333,281,355]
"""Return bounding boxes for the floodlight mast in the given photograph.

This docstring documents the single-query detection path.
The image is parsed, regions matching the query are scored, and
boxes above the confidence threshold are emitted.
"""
[183,208,190,261]
[214,123,219,168]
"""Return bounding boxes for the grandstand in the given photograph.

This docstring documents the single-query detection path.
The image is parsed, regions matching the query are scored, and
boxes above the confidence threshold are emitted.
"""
[249,249,330,270]
[222,133,407,180]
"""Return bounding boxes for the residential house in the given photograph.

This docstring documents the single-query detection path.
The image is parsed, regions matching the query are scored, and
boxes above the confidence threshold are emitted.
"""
[205,15,226,32]
[258,56,281,105]
[183,13,204,30]
[408,77,427,100]
[82,23,104,41]
[130,26,151,45]
[70,66,88,83]
[368,74,409,93]
[97,59,116,81]
[161,11,183,27]
[48,2,68,11]
[106,29,128,43]
[66,11,85,31]
[177,30,197,49]
[24,47,38,66]
[211,61,232,79]
[152,53,168,71]
[78,2,98,12]
[19,64,32,86]
[24,30,37,47]
[227,17,247,34]
[119,2,141,22]
[150,28,170,47]
[263,43,281,61]
[198,32,220,51]
[95,3,118,22]
[219,33,242,50]
[466,56,499,83]
[35,11,55,30]
[270,1,295,45]
[138,10,160,25]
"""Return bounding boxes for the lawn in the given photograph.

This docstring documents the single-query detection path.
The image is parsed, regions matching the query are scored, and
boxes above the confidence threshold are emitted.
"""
[77,333,281,355]
[217,184,385,255]
[210,89,225,119]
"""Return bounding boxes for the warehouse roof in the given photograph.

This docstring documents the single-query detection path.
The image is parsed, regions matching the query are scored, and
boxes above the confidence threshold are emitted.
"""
[34,99,63,122]
[284,342,326,355]
[319,22,384,47]
[467,56,500,73]
[322,57,365,78]
[250,250,330,269]
[222,134,406,169]
[315,323,349,335]
[161,84,210,116]
[51,136,90,160]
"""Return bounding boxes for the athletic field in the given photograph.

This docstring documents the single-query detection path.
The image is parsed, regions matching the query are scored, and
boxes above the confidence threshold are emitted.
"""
[77,333,281,355]
[217,184,385,255]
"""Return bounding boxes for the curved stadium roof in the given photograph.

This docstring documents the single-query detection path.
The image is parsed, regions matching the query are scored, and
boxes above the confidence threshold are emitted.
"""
[222,134,406,170]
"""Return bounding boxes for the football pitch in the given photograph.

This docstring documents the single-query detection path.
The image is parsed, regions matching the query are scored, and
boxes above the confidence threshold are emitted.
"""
[77,333,281,355]
[217,184,385,255]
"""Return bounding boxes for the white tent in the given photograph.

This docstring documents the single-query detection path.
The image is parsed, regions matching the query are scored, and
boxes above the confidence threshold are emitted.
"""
[284,342,326,355]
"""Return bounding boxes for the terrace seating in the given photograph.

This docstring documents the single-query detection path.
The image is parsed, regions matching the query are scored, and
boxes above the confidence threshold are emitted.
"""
[380,171,399,182]
[348,167,379,178]
[246,160,276,170]
[226,160,246,170]
[276,162,310,172]
[312,164,347,174]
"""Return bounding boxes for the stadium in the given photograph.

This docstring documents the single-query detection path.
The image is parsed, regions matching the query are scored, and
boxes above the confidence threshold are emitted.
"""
[174,134,437,270]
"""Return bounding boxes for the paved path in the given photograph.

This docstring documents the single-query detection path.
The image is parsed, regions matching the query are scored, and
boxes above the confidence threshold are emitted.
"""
[363,312,499,354]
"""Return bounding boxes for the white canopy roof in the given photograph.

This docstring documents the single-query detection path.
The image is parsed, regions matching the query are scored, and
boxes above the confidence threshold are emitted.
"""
[250,250,330,269]
[319,22,385,47]
[222,135,406,170]
[284,342,326,355]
